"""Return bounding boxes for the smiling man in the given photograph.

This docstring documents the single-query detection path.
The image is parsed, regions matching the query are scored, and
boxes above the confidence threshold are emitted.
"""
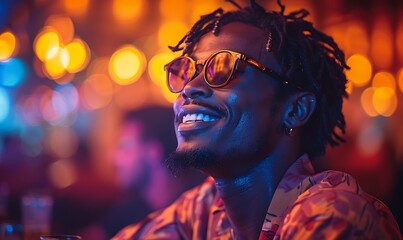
[113,1,401,239]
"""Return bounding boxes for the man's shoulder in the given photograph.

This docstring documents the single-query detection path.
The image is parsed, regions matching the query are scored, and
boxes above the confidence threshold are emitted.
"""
[296,170,391,219]
[282,170,402,239]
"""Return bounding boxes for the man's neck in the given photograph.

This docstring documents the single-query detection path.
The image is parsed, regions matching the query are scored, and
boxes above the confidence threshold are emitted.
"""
[214,152,296,240]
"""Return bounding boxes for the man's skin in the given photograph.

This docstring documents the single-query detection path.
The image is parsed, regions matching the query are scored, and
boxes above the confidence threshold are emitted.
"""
[173,22,316,239]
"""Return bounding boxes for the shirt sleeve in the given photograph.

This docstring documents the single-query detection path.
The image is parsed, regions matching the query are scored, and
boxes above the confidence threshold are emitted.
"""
[111,178,216,240]
[279,186,402,239]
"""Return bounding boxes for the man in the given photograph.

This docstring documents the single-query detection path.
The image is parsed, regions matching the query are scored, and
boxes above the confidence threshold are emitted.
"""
[113,1,401,239]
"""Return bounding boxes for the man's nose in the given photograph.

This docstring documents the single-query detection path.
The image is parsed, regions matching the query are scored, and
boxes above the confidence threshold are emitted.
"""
[181,74,213,99]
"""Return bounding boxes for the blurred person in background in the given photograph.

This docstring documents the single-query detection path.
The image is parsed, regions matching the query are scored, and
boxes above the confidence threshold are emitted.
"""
[113,0,401,239]
[80,106,205,239]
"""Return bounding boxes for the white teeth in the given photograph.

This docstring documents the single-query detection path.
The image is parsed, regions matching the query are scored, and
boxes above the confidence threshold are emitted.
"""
[182,113,218,123]
[196,114,203,121]
[202,115,210,122]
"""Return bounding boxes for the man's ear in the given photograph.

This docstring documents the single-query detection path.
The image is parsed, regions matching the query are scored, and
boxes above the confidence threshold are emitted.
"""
[282,92,316,128]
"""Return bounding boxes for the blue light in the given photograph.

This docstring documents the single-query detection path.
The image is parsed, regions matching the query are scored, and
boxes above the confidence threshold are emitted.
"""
[0,87,10,122]
[0,58,27,87]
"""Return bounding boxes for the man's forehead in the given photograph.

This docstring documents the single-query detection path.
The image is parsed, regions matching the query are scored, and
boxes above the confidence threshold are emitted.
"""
[190,22,283,73]
[191,22,265,59]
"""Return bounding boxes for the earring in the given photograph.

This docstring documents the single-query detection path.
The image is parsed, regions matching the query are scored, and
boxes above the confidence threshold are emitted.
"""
[284,126,293,136]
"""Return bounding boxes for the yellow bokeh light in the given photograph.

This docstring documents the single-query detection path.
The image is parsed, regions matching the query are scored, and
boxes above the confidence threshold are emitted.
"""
[158,21,188,49]
[0,31,16,61]
[63,0,90,17]
[109,45,146,85]
[372,71,395,90]
[34,28,61,62]
[346,54,372,87]
[398,68,403,93]
[43,48,66,79]
[113,0,143,22]
[148,52,180,87]
[64,38,90,73]
[45,15,75,43]
[360,87,378,117]
[372,87,397,117]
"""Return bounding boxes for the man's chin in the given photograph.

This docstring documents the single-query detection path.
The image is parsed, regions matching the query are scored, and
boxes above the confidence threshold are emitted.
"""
[164,148,218,177]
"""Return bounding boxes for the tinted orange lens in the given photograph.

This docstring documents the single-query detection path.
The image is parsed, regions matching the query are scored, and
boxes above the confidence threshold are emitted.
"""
[167,57,195,92]
[205,52,235,86]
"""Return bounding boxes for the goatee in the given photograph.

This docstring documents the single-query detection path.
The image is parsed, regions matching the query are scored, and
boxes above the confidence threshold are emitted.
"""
[164,148,218,176]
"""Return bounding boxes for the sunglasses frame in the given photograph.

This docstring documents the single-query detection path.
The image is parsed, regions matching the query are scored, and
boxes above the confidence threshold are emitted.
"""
[164,49,296,93]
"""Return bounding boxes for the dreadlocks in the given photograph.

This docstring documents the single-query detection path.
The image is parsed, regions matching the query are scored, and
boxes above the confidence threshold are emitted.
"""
[169,0,349,157]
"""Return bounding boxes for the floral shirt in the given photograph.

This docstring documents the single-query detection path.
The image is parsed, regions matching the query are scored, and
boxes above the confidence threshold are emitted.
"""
[112,154,402,239]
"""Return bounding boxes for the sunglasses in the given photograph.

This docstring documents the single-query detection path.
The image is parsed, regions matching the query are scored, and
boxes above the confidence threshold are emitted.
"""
[164,49,296,93]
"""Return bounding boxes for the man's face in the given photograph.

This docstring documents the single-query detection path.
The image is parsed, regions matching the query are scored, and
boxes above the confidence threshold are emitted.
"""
[172,22,287,177]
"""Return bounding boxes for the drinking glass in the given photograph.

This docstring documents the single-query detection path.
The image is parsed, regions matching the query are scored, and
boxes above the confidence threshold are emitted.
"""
[21,191,53,240]
[40,235,82,240]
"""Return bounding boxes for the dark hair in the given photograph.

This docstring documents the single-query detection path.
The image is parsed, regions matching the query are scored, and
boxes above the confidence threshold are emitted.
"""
[123,106,176,158]
[169,0,349,157]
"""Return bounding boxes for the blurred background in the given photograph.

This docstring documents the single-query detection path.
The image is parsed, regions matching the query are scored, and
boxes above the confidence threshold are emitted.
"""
[0,0,402,238]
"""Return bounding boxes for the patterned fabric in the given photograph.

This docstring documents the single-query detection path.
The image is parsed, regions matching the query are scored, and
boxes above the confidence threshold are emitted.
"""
[112,154,402,240]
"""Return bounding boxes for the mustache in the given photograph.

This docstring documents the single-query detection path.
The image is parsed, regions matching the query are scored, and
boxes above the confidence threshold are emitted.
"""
[183,99,227,116]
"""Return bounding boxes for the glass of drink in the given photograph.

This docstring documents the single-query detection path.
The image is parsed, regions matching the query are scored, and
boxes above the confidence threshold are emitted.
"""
[21,191,53,240]
[40,235,82,240]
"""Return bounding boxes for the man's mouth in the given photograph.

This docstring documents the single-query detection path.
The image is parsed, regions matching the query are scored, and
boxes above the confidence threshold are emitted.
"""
[176,103,225,136]
[182,113,219,124]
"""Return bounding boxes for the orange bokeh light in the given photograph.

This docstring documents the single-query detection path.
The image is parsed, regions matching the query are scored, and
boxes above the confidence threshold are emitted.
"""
[0,31,17,61]
[63,0,90,17]
[346,54,372,87]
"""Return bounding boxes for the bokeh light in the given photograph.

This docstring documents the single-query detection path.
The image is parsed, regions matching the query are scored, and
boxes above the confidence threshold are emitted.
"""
[80,74,114,110]
[113,0,144,22]
[44,126,79,158]
[158,21,188,49]
[159,0,187,20]
[346,54,372,87]
[0,87,10,123]
[0,58,27,87]
[372,87,397,117]
[148,52,179,87]
[64,38,90,73]
[48,159,78,189]
[34,28,61,62]
[360,87,378,117]
[43,47,66,79]
[372,71,396,90]
[45,15,75,44]
[109,45,146,85]
[0,31,17,61]
[63,0,90,17]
